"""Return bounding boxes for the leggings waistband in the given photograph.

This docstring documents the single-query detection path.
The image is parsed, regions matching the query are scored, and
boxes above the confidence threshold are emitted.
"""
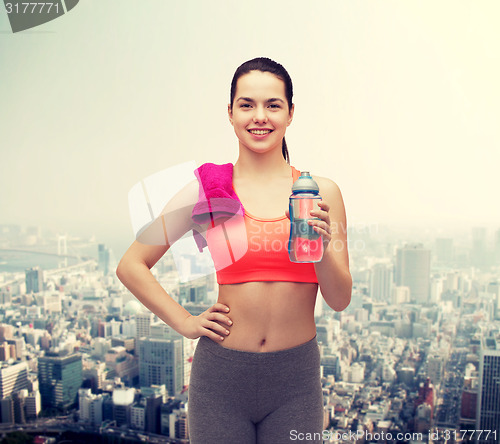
[197,335,319,364]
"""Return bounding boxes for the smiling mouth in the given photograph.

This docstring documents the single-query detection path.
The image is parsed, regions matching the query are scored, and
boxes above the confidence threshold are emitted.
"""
[248,129,273,135]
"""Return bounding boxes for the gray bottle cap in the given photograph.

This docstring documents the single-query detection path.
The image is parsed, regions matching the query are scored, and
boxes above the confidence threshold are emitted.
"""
[292,171,319,193]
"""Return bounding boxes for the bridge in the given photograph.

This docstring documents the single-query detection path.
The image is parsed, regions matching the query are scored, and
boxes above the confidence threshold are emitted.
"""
[0,248,92,261]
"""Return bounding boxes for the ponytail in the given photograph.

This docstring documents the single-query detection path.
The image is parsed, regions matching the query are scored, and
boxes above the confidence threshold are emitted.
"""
[282,138,290,164]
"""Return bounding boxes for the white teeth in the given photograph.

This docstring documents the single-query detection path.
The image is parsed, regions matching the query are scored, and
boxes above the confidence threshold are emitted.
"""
[249,130,271,135]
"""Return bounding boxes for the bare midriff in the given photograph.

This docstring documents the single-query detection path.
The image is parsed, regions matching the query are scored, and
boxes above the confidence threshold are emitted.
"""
[216,281,318,352]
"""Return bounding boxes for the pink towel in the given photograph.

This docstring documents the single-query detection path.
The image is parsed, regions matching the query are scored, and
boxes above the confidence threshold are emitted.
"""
[191,162,244,251]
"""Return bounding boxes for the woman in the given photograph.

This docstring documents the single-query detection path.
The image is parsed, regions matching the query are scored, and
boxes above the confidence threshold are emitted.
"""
[117,57,352,443]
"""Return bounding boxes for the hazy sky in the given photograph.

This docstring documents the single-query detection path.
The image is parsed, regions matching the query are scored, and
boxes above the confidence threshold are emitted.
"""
[1,1,499,256]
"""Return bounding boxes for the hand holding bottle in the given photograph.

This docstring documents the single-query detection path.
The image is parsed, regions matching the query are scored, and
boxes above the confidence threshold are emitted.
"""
[288,172,325,263]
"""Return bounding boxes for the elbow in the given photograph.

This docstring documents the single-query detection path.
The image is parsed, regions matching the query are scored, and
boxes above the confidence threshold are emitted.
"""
[116,257,130,284]
[116,261,125,283]
[330,291,351,312]
[324,272,352,312]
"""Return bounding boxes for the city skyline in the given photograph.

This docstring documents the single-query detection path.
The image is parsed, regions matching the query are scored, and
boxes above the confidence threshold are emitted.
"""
[0,221,499,442]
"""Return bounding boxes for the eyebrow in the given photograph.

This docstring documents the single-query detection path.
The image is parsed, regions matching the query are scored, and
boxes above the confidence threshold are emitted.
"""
[236,97,285,104]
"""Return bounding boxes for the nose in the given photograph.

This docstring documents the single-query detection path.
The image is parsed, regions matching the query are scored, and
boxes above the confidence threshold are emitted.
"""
[253,105,268,124]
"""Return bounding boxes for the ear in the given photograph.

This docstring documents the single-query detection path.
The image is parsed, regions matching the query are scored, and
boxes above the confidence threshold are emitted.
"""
[228,104,234,126]
[287,103,295,127]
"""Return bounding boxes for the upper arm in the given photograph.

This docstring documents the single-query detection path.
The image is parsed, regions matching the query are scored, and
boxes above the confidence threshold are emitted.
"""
[314,175,349,268]
[120,179,201,270]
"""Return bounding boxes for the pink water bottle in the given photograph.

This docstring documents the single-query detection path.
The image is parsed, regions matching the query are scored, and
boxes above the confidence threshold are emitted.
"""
[288,171,324,262]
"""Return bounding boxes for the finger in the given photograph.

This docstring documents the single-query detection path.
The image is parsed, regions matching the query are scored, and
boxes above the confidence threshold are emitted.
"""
[285,209,290,220]
[204,330,226,341]
[317,201,330,212]
[309,211,330,225]
[313,226,331,237]
[203,319,231,337]
[209,311,233,326]
[308,220,331,236]
[211,303,230,313]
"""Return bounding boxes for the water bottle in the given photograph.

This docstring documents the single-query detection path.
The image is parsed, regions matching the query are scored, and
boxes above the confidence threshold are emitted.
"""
[288,171,324,263]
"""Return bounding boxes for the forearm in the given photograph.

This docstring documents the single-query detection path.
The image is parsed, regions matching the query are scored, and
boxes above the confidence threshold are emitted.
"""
[116,260,192,335]
[315,248,352,312]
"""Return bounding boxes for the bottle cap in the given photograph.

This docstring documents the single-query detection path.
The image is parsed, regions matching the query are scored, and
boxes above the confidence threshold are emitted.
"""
[292,171,319,193]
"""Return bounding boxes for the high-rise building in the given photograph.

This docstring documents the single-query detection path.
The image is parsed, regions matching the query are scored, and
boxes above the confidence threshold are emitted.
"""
[476,337,500,443]
[395,244,431,304]
[160,398,183,436]
[78,389,104,426]
[0,398,14,424]
[0,291,12,306]
[0,324,13,342]
[98,244,111,275]
[112,388,135,427]
[392,286,410,305]
[486,281,500,317]
[25,267,44,293]
[38,352,83,410]
[138,338,183,396]
[316,318,334,346]
[136,312,154,339]
[426,355,444,386]
[12,391,26,424]
[23,390,41,419]
[7,338,24,360]
[145,394,163,434]
[39,291,62,313]
[175,409,189,440]
[0,362,29,399]
[130,402,146,430]
[178,282,207,304]
[321,354,341,379]
[0,343,10,361]
[370,263,393,302]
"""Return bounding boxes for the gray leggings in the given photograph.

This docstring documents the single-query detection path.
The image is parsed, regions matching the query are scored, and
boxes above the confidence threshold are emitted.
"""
[187,335,324,444]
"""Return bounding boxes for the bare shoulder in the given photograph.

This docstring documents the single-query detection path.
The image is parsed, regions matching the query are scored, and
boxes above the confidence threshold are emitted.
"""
[312,175,347,223]
[312,175,343,201]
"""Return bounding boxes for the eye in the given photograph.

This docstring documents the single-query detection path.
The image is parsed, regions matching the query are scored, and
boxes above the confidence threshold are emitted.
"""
[239,103,252,109]
[269,104,281,109]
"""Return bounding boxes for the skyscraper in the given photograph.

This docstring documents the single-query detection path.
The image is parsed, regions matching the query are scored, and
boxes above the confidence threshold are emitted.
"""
[395,244,431,304]
[179,281,207,304]
[136,312,154,339]
[98,244,111,275]
[38,352,83,410]
[138,338,183,396]
[476,337,500,444]
[370,263,393,302]
[0,362,29,399]
[25,267,44,293]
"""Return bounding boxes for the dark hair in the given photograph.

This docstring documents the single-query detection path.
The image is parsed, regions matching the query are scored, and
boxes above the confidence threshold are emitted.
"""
[230,57,293,164]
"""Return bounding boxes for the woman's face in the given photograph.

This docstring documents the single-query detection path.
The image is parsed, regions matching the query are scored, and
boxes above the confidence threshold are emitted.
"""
[228,70,294,156]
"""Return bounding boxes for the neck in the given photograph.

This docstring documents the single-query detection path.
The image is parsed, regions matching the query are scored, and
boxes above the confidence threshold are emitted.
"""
[234,145,290,179]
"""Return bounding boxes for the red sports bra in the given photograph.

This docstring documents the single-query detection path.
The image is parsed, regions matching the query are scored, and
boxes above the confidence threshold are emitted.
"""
[205,166,319,284]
